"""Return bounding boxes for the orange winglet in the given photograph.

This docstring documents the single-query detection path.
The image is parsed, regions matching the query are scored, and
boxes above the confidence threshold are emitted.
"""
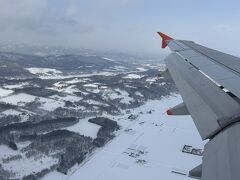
[157,32,173,48]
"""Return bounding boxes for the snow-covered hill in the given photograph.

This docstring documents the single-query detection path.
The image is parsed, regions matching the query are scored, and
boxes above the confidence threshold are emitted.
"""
[0,50,202,180]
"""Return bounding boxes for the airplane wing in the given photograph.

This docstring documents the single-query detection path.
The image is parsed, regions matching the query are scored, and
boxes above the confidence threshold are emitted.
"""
[158,32,240,180]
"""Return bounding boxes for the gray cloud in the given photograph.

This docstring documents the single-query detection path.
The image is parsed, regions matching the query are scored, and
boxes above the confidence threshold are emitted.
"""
[0,0,240,56]
[0,0,137,49]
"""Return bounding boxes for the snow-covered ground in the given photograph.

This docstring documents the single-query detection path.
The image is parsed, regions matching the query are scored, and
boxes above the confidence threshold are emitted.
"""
[66,118,101,139]
[135,91,144,97]
[102,89,120,100]
[0,144,58,179]
[136,67,147,72]
[26,69,119,80]
[43,95,204,180]
[115,89,134,104]
[97,87,132,104]
[4,155,57,179]
[65,78,91,84]
[102,57,116,62]
[50,94,83,102]
[1,109,22,116]
[84,83,101,93]
[3,82,30,90]
[38,97,65,111]
[146,77,157,83]
[26,68,62,75]
[49,85,79,95]
[0,93,66,111]
[84,99,109,107]
[145,64,166,71]
[112,65,127,72]
[0,93,36,106]
[83,83,99,88]
[0,88,13,97]
[123,74,144,79]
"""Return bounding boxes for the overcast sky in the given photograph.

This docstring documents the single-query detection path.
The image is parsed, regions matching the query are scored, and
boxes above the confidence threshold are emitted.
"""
[0,0,240,55]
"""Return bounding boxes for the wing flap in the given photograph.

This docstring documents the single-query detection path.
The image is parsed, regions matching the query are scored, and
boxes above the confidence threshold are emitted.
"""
[165,53,240,139]
[176,41,240,98]
[178,49,201,59]
[187,56,215,67]
[179,40,240,75]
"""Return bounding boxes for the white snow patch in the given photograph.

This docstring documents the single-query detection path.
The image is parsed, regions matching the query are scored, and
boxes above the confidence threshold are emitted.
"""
[115,89,134,104]
[2,109,22,116]
[53,81,65,88]
[99,86,108,89]
[83,84,99,88]
[84,83,101,93]
[102,89,120,100]
[0,93,36,106]
[145,64,166,71]
[97,72,116,76]
[4,82,30,89]
[135,91,143,97]
[0,93,65,111]
[125,84,137,89]
[65,78,90,84]
[0,145,19,157]
[84,99,108,106]
[136,67,147,72]
[50,94,83,102]
[146,77,156,83]
[123,74,143,79]
[88,89,101,94]
[29,71,117,80]
[64,85,79,94]
[26,68,62,75]
[158,64,167,71]
[38,97,65,111]
[67,118,101,139]
[103,57,116,62]
[114,66,127,71]
[77,90,89,96]
[0,88,13,97]
[2,154,58,179]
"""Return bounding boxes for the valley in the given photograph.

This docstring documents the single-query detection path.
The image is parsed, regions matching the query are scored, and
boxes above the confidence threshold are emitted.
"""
[0,51,180,179]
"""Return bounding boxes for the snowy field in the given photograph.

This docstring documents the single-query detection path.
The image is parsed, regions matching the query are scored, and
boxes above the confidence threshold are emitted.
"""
[0,93,66,111]
[26,67,119,80]
[67,118,101,139]
[0,88,13,97]
[123,74,144,79]
[0,93,36,106]
[43,95,204,180]
[0,144,58,179]
[26,68,62,75]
